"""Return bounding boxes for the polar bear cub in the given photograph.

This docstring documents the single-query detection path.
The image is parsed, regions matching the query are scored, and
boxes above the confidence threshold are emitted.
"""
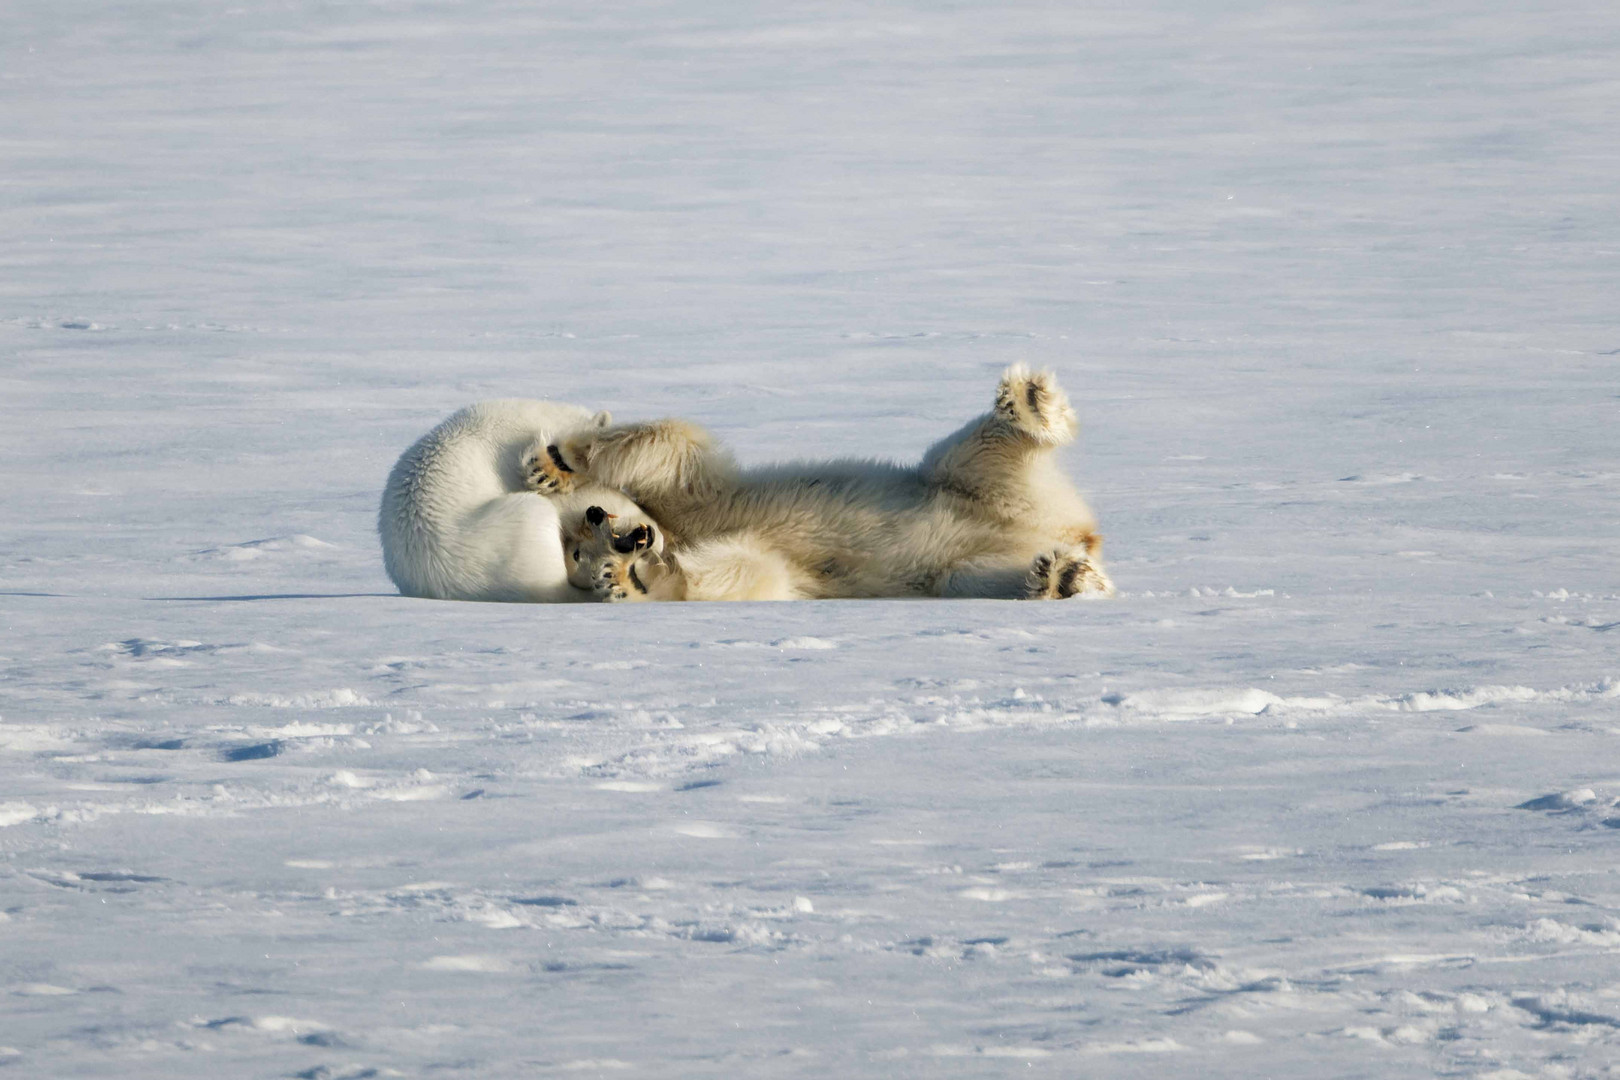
[379,400,659,602]
[537,365,1113,602]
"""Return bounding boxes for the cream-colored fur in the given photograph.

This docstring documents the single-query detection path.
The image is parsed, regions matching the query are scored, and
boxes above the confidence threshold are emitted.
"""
[379,400,659,602]
[548,366,1113,602]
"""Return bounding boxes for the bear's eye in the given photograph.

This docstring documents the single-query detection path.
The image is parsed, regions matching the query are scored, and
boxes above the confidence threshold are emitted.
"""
[572,548,581,562]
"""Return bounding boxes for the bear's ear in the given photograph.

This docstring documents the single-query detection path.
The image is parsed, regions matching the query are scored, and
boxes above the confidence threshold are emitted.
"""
[591,410,612,428]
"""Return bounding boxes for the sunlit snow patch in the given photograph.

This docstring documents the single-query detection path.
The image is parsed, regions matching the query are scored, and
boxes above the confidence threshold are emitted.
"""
[420,955,513,972]
[189,535,340,561]
[1102,687,1286,720]
[1515,789,1598,811]
[0,803,39,827]
[1391,685,1540,711]
[10,983,76,996]
[223,688,371,708]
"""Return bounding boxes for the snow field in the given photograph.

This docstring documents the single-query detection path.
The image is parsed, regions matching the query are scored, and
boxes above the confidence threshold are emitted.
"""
[4,0,1620,1076]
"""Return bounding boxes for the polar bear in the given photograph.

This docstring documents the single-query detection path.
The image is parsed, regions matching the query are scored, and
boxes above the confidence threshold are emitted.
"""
[533,365,1113,602]
[378,400,659,602]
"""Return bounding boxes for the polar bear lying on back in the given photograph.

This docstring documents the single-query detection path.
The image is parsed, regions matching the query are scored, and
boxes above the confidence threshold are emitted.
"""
[535,365,1113,602]
[379,400,659,602]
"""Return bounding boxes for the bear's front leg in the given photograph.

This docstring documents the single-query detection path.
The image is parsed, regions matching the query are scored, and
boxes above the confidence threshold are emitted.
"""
[544,419,730,507]
[524,441,584,495]
[567,504,678,602]
[587,549,677,602]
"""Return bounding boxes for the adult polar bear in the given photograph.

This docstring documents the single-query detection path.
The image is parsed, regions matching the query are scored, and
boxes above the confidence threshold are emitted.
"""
[540,365,1114,603]
[379,400,656,602]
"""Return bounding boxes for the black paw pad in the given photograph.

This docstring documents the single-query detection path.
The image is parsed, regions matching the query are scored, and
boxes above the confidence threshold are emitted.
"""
[546,445,574,473]
[613,524,655,554]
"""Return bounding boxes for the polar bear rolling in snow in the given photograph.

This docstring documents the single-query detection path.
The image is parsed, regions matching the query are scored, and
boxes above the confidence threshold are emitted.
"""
[534,365,1113,602]
[379,400,662,602]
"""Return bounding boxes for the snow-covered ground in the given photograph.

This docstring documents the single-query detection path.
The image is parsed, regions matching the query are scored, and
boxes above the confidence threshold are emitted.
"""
[3,1,1619,1076]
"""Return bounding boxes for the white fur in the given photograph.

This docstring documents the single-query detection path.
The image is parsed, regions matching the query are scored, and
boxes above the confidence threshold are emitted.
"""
[378,400,654,602]
[549,366,1114,603]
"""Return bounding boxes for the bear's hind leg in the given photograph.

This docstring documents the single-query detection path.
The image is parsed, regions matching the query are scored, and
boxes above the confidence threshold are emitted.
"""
[994,363,1077,447]
[1025,547,1113,599]
[678,535,803,601]
[921,364,1086,519]
[936,559,1031,599]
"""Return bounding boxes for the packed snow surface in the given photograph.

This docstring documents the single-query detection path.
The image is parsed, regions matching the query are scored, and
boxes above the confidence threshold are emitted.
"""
[3,0,1619,1077]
